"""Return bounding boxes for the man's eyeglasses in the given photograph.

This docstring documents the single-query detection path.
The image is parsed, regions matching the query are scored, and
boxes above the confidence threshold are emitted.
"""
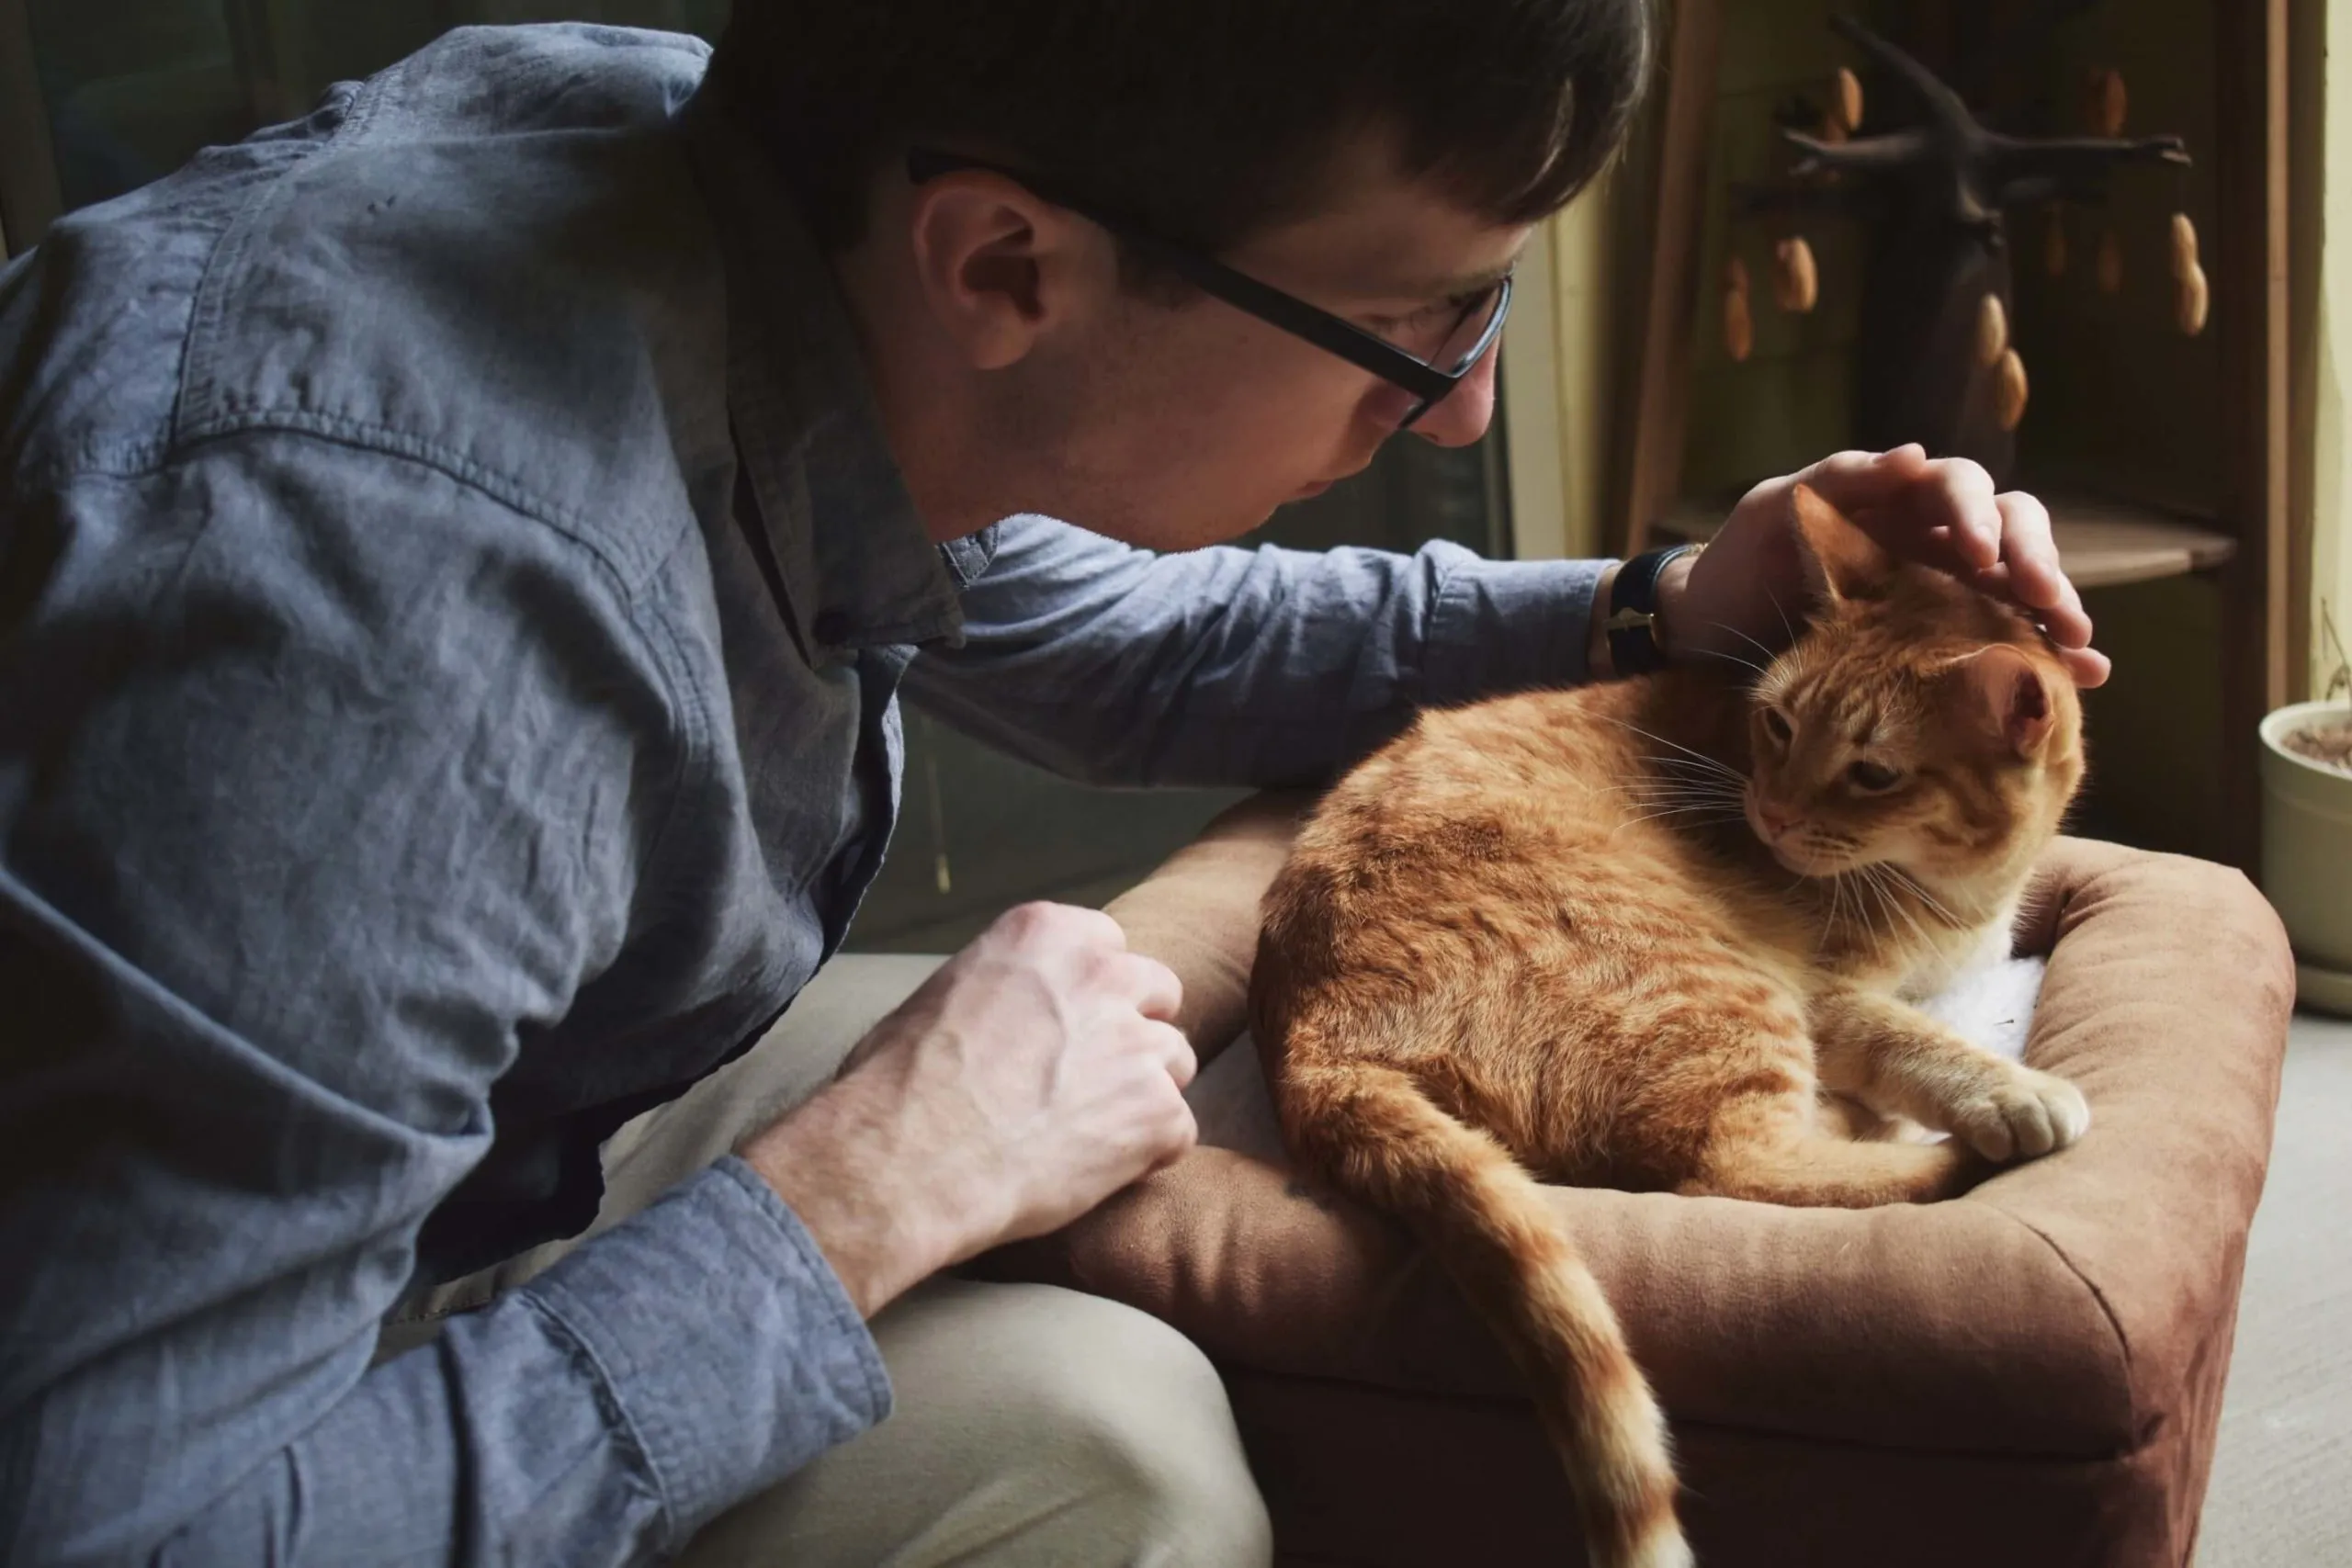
[906,149,1512,431]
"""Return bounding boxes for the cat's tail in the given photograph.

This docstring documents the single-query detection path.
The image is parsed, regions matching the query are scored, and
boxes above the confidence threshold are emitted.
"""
[1280,1055,1692,1568]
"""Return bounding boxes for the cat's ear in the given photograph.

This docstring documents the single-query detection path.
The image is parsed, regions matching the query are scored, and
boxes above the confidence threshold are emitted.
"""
[1955,644,2056,759]
[1790,483,1893,606]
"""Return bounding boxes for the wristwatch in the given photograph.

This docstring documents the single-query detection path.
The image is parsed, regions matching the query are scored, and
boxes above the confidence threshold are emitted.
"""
[1604,543,1702,677]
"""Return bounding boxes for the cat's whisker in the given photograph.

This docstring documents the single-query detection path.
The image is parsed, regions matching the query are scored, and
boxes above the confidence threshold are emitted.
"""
[1611,805,1747,834]
[1686,647,1768,679]
[1853,869,1896,949]
[1631,750,1744,777]
[1605,784,1746,807]
[1846,872,1876,944]
[1600,772,1743,795]
[1860,868,1908,949]
[1877,865,1939,950]
[1843,872,1875,944]
[1600,718,1749,785]
[1616,800,1746,818]
[1706,619,1785,667]
[1887,865,1962,927]
[1812,871,1846,956]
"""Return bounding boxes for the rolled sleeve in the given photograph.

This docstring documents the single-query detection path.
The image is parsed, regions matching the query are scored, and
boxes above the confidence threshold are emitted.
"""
[1420,552,1611,708]
[518,1158,892,1538]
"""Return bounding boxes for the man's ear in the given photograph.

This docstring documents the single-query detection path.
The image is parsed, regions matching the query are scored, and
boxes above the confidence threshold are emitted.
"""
[1949,643,2056,759]
[905,173,1085,371]
[1790,482,1893,606]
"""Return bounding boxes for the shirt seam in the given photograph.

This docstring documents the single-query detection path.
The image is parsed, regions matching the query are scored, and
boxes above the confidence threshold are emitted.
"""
[169,409,647,591]
[33,416,704,886]
[173,71,383,460]
[514,1290,683,1547]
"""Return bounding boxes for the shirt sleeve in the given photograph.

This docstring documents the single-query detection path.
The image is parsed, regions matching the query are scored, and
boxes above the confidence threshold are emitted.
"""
[0,435,888,1567]
[903,512,1611,788]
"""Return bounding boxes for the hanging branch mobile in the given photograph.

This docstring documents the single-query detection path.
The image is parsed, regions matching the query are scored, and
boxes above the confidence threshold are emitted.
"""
[1723,15,2200,487]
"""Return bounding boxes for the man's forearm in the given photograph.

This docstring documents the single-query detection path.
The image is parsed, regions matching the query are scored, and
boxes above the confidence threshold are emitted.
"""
[910,514,1613,789]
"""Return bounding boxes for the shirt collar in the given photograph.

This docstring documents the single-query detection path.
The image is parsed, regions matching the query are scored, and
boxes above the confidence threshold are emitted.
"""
[679,77,982,659]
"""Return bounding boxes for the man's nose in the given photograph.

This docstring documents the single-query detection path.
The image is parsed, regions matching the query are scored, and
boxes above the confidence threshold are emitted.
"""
[1408,349,1500,450]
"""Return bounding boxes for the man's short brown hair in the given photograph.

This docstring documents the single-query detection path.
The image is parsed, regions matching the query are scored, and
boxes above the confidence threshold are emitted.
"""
[713,1,1654,260]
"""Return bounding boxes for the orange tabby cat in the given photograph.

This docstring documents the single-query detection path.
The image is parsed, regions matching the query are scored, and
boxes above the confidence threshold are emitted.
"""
[1250,486,2089,1568]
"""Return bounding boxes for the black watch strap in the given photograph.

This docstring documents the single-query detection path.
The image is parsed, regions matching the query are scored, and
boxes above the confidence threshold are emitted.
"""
[1604,543,1702,677]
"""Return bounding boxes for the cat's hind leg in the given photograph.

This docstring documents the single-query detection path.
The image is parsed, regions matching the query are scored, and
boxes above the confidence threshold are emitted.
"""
[1685,1093,1985,1207]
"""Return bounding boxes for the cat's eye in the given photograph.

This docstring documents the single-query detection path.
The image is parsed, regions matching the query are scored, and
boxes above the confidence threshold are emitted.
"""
[1846,760,1904,793]
[1761,709,1793,746]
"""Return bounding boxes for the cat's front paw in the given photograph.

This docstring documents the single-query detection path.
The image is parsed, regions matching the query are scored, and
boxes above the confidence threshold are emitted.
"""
[1946,1066,2090,1163]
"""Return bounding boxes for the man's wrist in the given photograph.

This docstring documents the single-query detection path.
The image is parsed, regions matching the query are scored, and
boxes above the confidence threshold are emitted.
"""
[738,1077,975,1318]
[1594,545,1702,677]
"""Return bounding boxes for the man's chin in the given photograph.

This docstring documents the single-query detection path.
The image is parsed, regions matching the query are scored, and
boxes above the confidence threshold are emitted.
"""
[1076,507,1275,554]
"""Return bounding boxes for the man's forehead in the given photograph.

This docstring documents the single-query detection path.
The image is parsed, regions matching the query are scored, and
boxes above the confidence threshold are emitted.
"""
[1244,184,1532,301]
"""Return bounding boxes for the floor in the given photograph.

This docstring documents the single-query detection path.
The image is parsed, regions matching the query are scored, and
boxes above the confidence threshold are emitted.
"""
[2198,1009,2352,1566]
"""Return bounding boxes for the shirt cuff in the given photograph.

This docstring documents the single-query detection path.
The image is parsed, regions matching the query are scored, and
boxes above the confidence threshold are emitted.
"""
[523,1156,892,1546]
[1420,555,1613,707]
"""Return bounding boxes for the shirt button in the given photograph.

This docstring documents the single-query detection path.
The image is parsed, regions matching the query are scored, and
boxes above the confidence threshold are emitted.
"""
[812,609,851,646]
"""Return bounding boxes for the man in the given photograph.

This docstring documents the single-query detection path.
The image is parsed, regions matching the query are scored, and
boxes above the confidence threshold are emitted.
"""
[0,5,2107,1564]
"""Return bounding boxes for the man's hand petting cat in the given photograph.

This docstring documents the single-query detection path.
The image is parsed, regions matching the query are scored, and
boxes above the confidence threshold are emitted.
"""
[739,903,1198,1317]
[1657,445,2113,689]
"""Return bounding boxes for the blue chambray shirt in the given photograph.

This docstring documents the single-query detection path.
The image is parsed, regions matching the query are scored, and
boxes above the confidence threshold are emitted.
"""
[0,23,1607,1567]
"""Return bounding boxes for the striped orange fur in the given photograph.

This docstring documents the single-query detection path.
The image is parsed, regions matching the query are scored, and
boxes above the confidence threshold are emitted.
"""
[1251,487,2089,1567]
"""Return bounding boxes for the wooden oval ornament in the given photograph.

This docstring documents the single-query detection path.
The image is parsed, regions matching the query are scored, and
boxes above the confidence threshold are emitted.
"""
[2178,261,2211,336]
[1975,293,2009,368]
[2086,67,2128,137]
[1994,348,2030,432]
[1833,67,1865,135]
[2170,212,2200,281]
[1772,235,1819,313]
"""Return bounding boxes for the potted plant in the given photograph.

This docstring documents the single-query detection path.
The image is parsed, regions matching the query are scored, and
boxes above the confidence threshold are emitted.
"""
[2260,605,2352,1015]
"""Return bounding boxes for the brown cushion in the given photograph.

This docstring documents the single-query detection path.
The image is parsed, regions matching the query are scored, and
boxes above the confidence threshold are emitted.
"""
[987,797,2295,1477]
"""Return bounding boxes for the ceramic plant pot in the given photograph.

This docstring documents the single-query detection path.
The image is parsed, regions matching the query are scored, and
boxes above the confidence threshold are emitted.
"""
[2259,700,2352,1016]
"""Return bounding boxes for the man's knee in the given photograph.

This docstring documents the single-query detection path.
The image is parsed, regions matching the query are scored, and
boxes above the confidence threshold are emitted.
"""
[681,1280,1272,1568]
[1004,1288,1273,1564]
[897,1280,1272,1566]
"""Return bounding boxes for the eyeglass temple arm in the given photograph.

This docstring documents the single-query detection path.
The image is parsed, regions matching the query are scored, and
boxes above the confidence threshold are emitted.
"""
[905,148,1466,402]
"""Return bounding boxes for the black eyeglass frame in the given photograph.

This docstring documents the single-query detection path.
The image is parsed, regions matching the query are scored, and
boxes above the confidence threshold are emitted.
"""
[905,148,1511,430]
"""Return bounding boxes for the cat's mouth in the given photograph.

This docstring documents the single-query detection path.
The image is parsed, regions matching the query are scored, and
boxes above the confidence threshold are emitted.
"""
[1744,792,1854,877]
[1761,837,1844,876]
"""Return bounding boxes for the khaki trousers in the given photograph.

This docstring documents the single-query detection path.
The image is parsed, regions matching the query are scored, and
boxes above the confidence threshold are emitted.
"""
[380,956,1272,1568]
